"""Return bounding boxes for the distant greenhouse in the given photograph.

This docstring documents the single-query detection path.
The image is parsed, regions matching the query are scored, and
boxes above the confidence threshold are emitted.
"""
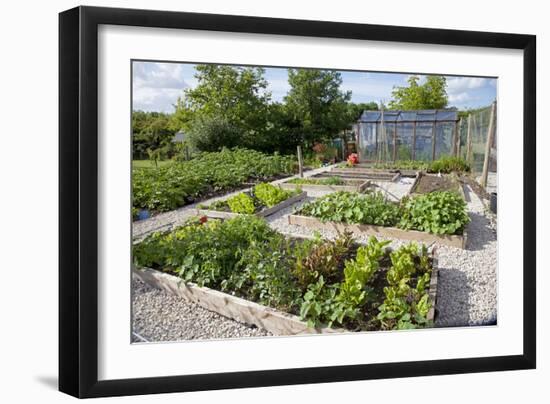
[356,109,460,162]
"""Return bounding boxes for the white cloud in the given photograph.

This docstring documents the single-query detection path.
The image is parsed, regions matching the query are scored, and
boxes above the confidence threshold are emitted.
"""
[446,77,489,92]
[132,62,192,112]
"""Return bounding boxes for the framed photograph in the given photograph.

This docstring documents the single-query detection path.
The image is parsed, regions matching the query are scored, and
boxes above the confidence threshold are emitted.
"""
[59,6,536,398]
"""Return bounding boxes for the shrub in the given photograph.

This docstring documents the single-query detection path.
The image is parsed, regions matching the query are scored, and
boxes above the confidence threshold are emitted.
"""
[398,191,470,235]
[428,156,470,174]
[186,115,243,152]
[227,193,256,214]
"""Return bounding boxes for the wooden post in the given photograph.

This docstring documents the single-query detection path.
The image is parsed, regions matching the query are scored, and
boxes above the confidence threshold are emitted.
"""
[185,145,190,161]
[380,107,385,162]
[392,122,397,162]
[466,115,472,163]
[431,121,436,161]
[455,119,461,157]
[481,102,496,188]
[411,121,417,160]
[297,145,304,178]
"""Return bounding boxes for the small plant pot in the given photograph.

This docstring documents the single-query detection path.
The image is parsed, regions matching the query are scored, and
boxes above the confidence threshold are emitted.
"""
[490,192,497,214]
[137,209,151,221]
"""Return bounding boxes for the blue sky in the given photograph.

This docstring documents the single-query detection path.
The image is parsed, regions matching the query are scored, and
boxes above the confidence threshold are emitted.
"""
[132,61,497,113]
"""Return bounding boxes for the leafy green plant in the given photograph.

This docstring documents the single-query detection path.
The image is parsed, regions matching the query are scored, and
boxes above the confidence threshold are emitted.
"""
[338,237,391,310]
[288,177,346,186]
[294,232,354,289]
[132,148,295,213]
[428,156,470,174]
[227,193,256,214]
[377,243,433,330]
[399,191,470,235]
[253,183,294,208]
[298,191,400,226]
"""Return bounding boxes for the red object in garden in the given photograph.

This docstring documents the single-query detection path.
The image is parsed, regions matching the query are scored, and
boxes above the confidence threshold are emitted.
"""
[347,153,359,165]
[199,215,208,224]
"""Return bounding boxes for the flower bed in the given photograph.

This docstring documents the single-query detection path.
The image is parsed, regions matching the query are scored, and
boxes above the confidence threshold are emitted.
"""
[196,183,305,219]
[289,191,469,248]
[279,176,370,193]
[133,216,438,333]
[409,172,464,198]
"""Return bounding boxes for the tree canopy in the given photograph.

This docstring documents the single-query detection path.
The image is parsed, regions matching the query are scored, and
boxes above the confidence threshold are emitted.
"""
[388,75,448,110]
[171,65,270,150]
[284,69,351,147]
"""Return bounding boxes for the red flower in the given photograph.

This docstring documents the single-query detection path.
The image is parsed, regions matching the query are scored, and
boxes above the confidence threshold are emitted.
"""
[347,153,359,165]
[199,215,208,224]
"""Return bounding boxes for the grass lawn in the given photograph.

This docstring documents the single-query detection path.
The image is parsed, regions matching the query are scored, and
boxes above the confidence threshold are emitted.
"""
[132,159,173,169]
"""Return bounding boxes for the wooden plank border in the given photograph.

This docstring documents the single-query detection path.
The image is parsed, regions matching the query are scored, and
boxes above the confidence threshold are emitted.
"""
[409,172,466,200]
[133,249,440,335]
[197,191,306,219]
[287,214,467,249]
[133,267,342,335]
[279,179,370,193]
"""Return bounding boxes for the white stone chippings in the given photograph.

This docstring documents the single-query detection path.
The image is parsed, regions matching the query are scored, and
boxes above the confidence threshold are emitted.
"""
[132,278,272,342]
[132,170,497,340]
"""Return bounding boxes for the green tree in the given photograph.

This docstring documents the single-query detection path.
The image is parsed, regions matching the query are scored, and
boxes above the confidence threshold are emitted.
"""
[171,64,270,149]
[284,69,351,147]
[186,115,243,152]
[388,76,448,110]
[132,111,175,159]
[347,102,379,122]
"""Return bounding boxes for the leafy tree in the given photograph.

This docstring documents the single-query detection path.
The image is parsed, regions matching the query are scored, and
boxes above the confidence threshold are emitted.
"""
[284,69,351,147]
[132,111,176,159]
[388,76,448,110]
[171,64,270,149]
[347,102,379,122]
[186,115,243,152]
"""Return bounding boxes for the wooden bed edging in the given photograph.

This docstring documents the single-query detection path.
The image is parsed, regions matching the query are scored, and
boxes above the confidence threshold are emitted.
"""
[196,191,306,219]
[287,214,467,249]
[279,180,369,193]
[427,254,439,322]
[409,172,466,200]
[133,267,342,336]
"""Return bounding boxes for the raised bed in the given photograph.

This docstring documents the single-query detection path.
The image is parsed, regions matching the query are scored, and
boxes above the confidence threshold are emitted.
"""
[197,191,306,219]
[279,177,370,193]
[133,267,341,335]
[287,214,467,249]
[409,172,465,199]
[328,168,401,182]
[133,246,439,335]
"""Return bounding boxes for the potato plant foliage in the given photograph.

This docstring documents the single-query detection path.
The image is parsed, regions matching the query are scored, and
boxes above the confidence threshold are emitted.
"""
[134,217,434,332]
[132,148,295,212]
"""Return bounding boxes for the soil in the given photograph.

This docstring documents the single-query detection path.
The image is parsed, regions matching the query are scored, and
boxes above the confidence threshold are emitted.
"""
[414,174,459,194]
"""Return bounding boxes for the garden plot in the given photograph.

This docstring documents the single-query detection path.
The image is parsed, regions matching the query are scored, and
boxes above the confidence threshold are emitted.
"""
[367,176,417,202]
[286,190,469,249]
[325,167,401,181]
[409,172,464,197]
[133,216,439,334]
[196,183,305,219]
[279,176,369,194]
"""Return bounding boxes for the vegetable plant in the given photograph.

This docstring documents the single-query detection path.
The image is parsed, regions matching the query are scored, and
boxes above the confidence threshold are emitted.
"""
[253,183,294,208]
[226,193,256,214]
[399,191,470,235]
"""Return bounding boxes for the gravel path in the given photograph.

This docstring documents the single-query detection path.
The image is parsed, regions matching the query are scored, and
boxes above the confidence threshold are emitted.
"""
[434,184,497,327]
[132,278,271,342]
[132,172,497,341]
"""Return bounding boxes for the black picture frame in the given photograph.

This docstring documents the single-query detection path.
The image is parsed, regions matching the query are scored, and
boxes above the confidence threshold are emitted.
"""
[59,5,536,398]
